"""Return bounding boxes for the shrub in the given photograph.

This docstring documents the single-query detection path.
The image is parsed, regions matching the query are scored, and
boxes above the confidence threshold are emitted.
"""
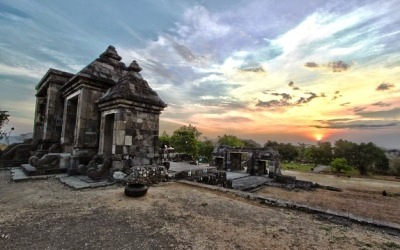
[330,158,352,173]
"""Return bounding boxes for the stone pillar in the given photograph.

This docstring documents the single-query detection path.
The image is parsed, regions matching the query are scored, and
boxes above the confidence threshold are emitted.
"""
[33,97,47,141]
[43,83,64,143]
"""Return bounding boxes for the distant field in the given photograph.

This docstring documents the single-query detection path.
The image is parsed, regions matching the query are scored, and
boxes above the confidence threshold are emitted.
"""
[282,162,365,176]
[282,162,314,172]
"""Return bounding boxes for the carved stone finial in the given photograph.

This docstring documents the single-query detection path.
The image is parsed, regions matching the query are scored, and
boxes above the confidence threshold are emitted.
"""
[128,60,142,72]
[99,45,122,61]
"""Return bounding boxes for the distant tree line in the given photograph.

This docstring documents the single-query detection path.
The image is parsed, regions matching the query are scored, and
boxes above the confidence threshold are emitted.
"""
[160,124,392,176]
[265,139,389,176]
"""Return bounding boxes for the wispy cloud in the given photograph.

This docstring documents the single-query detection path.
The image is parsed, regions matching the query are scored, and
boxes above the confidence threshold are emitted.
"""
[376,82,395,91]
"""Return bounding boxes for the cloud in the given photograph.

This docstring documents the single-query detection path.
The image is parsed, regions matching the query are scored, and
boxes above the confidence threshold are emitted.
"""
[305,60,350,72]
[353,107,367,113]
[327,60,350,72]
[0,3,30,22]
[304,62,319,68]
[357,107,400,119]
[296,92,318,104]
[172,41,198,62]
[376,82,395,91]
[258,91,320,109]
[256,99,290,109]
[271,92,292,100]
[312,119,400,129]
[332,91,341,100]
[238,64,266,73]
[372,101,391,107]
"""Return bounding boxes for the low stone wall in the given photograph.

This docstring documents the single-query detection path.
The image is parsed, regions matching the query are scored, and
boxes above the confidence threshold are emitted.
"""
[174,169,232,188]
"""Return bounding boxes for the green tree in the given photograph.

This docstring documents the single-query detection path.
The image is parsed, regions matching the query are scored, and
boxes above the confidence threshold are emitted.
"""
[297,143,309,162]
[317,141,334,165]
[242,139,261,148]
[335,140,389,175]
[170,124,201,159]
[264,140,279,150]
[198,138,215,163]
[159,131,171,147]
[217,134,245,147]
[278,143,299,162]
[330,158,351,173]
[334,139,357,163]
[305,142,333,165]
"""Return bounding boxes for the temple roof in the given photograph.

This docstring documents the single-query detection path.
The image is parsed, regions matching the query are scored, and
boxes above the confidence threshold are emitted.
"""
[99,65,166,108]
[60,46,131,93]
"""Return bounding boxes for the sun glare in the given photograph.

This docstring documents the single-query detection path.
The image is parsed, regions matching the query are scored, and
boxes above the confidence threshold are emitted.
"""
[314,134,323,141]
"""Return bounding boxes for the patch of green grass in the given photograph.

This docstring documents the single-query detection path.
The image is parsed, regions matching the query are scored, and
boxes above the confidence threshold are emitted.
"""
[282,163,315,172]
[325,166,359,176]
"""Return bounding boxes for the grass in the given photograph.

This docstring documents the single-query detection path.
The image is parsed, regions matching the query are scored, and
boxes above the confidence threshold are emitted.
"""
[282,162,315,172]
[282,162,362,176]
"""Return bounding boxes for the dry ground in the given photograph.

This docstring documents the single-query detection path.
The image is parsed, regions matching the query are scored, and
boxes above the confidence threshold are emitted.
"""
[1,170,400,249]
[256,170,400,224]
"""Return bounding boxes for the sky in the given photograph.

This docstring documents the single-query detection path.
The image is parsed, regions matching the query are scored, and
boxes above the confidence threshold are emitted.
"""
[0,0,399,149]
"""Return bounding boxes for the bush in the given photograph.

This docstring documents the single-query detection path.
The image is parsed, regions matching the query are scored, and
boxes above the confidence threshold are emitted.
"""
[330,158,351,173]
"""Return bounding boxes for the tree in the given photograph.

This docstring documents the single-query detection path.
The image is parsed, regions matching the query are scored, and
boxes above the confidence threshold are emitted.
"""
[0,109,11,141]
[264,140,279,150]
[334,140,389,175]
[334,139,357,163]
[278,143,299,162]
[217,134,245,148]
[297,143,309,163]
[305,142,333,165]
[198,138,215,163]
[170,124,201,159]
[317,141,334,165]
[0,109,10,130]
[159,131,171,147]
[330,158,351,173]
[242,139,261,148]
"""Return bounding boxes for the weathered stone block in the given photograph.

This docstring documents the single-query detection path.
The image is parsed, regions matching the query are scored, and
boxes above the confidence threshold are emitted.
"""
[115,130,125,145]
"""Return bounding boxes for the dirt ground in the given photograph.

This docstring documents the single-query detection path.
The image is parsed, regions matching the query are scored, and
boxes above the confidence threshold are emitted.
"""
[1,170,400,249]
[255,170,400,224]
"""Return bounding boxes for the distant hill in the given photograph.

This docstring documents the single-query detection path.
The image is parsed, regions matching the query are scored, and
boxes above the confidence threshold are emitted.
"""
[0,133,33,145]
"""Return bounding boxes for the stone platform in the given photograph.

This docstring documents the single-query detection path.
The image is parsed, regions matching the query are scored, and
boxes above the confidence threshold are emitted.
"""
[59,175,114,190]
[10,167,113,189]
[11,167,67,182]
[21,164,67,176]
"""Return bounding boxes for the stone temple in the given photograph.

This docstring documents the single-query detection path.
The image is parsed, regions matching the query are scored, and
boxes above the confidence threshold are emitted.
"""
[15,46,167,176]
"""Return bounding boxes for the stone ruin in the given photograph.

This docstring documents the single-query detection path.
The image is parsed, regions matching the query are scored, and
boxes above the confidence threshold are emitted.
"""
[211,145,282,177]
[0,45,334,192]
[1,46,168,184]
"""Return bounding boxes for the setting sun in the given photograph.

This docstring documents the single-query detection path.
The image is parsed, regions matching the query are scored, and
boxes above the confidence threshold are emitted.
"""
[314,134,323,141]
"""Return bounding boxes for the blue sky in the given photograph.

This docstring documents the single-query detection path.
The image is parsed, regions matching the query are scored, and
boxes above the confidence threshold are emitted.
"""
[1,0,400,148]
